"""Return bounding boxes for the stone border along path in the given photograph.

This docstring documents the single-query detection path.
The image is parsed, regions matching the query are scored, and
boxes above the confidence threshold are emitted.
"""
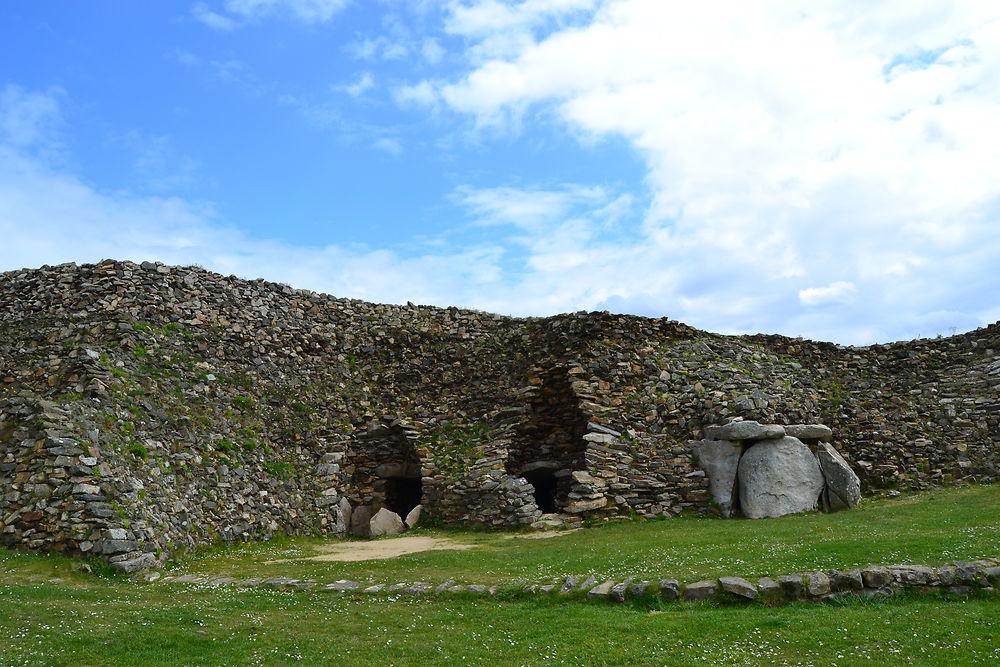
[138,558,1000,605]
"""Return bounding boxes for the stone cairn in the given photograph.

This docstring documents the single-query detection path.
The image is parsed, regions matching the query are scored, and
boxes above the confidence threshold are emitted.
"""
[693,419,861,518]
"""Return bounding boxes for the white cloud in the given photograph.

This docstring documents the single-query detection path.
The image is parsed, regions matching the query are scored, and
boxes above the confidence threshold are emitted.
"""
[339,72,375,98]
[799,281,858,306]
[394,0,1000,342]
[192,0,350,30]
[421,38,445,64]
[0,85,63,150]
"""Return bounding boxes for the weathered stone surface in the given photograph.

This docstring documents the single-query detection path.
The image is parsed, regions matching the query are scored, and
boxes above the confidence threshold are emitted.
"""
[369,508,405,537]
[694,439,742,517]
[785,424,833,440]
[805,571,831,597]
[404,504,422,528]
[683,580,717,601]
[586,579,616,600]
[565,497,607,513]
[861,566,892,589]
[659,579,680,601]
[778,574,803,598]
[816,443,861,511]
[827,569,863,592]
[706,421,785,442]
[350,506,373,538]
[738,437,824,518]
[718,576,757,599]
[324,580,361,591]
[610,578,633,602]
[757,577,782,598]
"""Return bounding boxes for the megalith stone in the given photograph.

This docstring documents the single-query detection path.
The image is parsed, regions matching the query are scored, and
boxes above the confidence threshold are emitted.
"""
[337,497,352,534]
[369,508,405,537]
[405,504,423,528]
[694,439,742,517]
[706,420,785,442]
[738,436,824,518]
[349,505,372,538]
[815,442,861,511]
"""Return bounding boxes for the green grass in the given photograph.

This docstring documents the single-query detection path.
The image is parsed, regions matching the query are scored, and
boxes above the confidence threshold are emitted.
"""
[0,582,997,665]
[169,484,1000,586]
[0,484,998,665]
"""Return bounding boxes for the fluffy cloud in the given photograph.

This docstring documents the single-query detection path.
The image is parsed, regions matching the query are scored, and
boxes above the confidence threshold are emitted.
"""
[403,0,1000,342]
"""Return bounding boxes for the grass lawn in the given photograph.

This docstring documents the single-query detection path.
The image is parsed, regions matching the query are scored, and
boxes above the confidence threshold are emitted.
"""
[168,484,1000,586]
[0,484,998,666]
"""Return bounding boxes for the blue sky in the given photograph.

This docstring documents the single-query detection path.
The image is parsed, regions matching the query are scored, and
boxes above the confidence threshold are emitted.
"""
[2,1,999,344]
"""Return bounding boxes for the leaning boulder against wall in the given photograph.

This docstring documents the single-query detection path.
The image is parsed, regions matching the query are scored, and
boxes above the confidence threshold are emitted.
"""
[738,436,825,518]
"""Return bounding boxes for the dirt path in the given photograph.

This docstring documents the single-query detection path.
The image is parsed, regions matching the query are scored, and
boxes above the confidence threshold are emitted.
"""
[268,536,478,563]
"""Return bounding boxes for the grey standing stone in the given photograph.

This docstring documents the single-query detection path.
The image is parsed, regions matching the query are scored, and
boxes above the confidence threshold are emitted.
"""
[683,580,717,601]
[738,437,824,518]
[719,576,757,599]
[694,439,742,517]
[350,505,372,538]
[338,497,352,534]
[369,508,406,537]
[816,443,861,511]
[404,504,422,529]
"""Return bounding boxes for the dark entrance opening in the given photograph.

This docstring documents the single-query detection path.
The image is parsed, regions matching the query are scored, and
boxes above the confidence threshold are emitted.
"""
[384,477,423,519]
[523,469,558,514]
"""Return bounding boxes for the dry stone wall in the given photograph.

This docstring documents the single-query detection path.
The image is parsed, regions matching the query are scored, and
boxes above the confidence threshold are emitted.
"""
[1,260,998,571]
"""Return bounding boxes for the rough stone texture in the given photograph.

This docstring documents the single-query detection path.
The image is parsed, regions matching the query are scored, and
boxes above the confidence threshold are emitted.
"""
[350,506,373,538]
[586,579,616,600]
[805,571,831,597]
[369,508,405,537]
[778,575,804,598]
[404,504,422,529]
[738,437,825,518]
[0,260,998,570]
[683,580,717,601]
[785,424,834,440]
[694,439,742,517]
[719,576,757,599]
[705,421,785,442]
[659,579,680,601]
[816,443,862,511]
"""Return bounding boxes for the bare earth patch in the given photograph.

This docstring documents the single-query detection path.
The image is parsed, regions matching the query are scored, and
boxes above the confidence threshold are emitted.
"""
[504,528,582,540]
[269,536,478,563]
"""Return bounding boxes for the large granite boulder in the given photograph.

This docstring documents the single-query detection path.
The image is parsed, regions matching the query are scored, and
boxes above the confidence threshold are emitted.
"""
[738,436,824,518]
[816,442,861,511]
[694,439,742,517]
[369,508,406,537]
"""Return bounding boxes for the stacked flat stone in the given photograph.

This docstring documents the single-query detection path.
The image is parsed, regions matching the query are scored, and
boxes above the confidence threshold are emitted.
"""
[694,421,861,518]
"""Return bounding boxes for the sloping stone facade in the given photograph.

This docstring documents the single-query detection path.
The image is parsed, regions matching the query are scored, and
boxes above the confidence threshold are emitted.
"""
[1,260,998,570]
